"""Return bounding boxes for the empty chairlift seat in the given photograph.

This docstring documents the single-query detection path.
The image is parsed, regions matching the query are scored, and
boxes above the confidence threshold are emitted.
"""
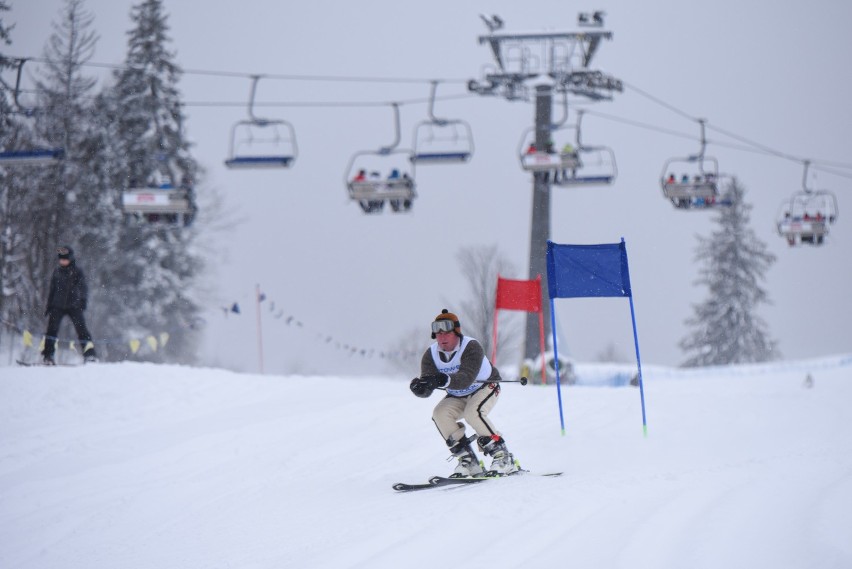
[224,120,297,169]
[223,76,298,170]
[410,81,474,165]
[0,147,64,165]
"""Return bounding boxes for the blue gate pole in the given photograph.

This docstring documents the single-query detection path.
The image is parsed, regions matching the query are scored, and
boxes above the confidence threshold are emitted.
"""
[549,298,566,435]
[621,238,647,436]
[628,293,647,437]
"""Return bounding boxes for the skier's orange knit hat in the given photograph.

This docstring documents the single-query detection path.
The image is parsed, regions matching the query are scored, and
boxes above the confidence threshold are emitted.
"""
[431,309,462,339]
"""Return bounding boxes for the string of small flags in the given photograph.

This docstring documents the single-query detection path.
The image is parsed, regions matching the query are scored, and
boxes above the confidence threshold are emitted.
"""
[2,319,171,356]
[221,293,419,362]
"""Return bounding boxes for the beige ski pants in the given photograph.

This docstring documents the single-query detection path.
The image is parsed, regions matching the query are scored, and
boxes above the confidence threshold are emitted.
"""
[432,383,501,445]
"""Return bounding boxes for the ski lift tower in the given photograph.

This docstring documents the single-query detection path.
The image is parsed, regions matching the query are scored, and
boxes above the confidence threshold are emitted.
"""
[468,13,622,365]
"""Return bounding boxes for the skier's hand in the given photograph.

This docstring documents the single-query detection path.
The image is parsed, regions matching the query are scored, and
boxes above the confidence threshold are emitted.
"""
[421,373,450,389]
[410,377,432,397]
[410,373,450,397]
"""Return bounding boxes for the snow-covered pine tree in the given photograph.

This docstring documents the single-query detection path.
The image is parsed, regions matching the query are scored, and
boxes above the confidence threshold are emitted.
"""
[0,0,28,343]
[34,0,99,235]
[0,1,13,112]
[679,178,779,366]
[96,0,203,363]
[1,0,99,340]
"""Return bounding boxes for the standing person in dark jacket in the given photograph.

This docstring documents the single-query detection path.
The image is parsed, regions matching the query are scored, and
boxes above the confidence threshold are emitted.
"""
[409,309,519,478]
[41,246,97,364]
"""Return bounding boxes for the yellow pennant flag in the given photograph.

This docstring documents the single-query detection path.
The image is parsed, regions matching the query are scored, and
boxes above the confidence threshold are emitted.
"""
[69,341,77,352]
[159,332,170,348]
[23,330,33,347]
[129,338,141,354]
[39,337,45,351]
[146,336,158,352]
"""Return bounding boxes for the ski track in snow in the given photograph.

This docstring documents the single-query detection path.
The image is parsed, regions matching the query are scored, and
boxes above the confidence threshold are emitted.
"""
[1,356,851,569]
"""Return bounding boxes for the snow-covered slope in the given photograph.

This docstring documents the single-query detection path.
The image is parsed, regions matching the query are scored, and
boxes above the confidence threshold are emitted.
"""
[2,356,851,569]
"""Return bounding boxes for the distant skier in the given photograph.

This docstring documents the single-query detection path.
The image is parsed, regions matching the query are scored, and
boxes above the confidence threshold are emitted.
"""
[41,246,97,364]
[409,309,519,477]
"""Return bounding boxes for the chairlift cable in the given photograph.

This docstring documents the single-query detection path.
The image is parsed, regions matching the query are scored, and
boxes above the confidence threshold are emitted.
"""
[13,85,478,110]
[803,164,852,182]
[621,79,697,122]
[621,79,852,179]
[10,56,850,181]
[703,122,801,164]
[9,55,470,85]
[577,107,699,141]
[580,107,852,183]
[182,92,478,109]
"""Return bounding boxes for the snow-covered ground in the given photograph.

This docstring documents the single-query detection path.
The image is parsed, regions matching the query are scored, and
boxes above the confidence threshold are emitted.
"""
[2,355,851,569]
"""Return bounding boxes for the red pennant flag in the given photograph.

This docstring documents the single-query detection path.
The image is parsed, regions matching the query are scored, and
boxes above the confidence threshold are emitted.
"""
[495,277,542,313]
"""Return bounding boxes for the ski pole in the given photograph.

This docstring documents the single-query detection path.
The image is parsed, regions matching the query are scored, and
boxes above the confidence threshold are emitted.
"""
[434,377,529,392]
[475,377,528,386]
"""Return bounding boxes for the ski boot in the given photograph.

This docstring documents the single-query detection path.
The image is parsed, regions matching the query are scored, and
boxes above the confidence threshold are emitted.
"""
[479,435,519,476]
[448,435,484,478]
[42,354,56,366]
[83,343,98,363]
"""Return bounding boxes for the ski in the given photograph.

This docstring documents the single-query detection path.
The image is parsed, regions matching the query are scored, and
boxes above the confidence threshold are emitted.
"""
[392,477,468,492]
[430,474,491,485]
[16,360,81,367]
[393,470,563,492]
[392,481,439,492]
[429,470,563,485]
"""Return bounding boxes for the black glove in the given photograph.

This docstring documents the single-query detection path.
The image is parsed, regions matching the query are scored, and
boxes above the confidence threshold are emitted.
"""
[421,373,450,388]
[409,373,450,398]
[409,377,431,398]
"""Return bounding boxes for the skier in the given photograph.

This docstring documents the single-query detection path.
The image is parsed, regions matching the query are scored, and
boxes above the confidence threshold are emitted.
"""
[41,246,97,364]
[409,309,519,477]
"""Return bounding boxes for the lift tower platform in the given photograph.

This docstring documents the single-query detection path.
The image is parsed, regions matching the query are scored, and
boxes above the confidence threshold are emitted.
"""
[468,13,622,365]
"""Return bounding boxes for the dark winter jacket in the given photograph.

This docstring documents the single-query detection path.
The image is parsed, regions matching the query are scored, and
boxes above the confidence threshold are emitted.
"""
[46,261,88,312]
[420,336,501,394]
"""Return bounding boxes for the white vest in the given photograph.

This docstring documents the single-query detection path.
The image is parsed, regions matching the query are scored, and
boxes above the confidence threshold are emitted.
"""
[430,336,492,397]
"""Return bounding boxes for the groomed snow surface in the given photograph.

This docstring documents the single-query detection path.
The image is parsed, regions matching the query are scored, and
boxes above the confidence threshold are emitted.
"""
[2,355,851,569]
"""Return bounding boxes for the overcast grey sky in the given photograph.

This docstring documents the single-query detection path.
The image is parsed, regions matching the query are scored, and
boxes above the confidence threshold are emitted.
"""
[9,0,852,374]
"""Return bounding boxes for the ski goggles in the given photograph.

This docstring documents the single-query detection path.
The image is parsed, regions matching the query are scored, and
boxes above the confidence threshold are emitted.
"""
[57,247,70,256]
[431,319,456,334]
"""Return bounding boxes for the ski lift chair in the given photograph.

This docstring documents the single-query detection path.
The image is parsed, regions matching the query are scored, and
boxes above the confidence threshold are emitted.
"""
[346,151,416,214]
[660,156,721,209]
[555,145,617,186]
[0,147,64,166]
[223,75,298,169]
[659,119,725,210]
[410,82,474,165]
[122,179,195,227]
[0,61,66,167]
[523,109,618,187]
[224,119,297,169]
[344,103,416,214]
[410,121,474,164]
[776,189,838,247]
